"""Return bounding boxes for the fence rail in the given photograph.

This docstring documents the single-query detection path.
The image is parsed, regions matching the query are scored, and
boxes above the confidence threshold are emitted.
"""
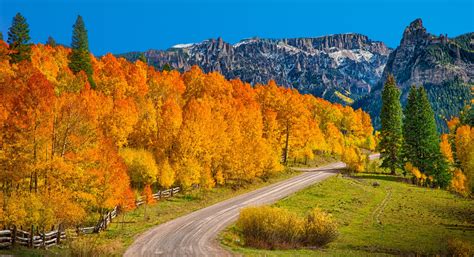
[78,186,181,234]
[0,225,65,249]
[0,186,181,249]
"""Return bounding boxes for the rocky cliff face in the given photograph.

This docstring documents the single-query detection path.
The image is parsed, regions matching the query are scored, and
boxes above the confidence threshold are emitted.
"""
[118,19,472,131]
[119,34,391,104]
[381,18,474,89]
[354,19,474,131]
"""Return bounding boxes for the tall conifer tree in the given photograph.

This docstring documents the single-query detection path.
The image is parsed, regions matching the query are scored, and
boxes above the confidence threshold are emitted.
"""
[138,53,147,64]
[46,36,57,47]
[69,15,95,88]
[7,13,31,63]
[403,86,420,166]
[403,86,450,187]
[379,74,403,175]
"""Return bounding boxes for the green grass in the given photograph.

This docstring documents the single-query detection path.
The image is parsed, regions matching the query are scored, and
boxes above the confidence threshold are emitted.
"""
[221,173,474,256]
[0,155,337,256]
[288,154,338,168]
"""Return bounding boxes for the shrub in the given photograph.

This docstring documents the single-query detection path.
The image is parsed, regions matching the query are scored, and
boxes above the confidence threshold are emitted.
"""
[237,206,337,249]
[342,147,366,173]
[447,238,474,257]
[304,208,338,247]
[237,206,303,249]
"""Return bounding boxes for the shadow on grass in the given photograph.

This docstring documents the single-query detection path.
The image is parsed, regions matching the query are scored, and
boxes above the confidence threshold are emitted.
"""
[353,174,409,183]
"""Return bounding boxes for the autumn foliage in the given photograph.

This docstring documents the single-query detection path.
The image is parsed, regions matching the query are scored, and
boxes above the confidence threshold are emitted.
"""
[237,206,337,249]
[440,117,474,196]
[0,42,374,228]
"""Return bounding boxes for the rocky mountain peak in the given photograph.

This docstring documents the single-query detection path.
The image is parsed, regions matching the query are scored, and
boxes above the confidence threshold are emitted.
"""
[118,34,391,104]
[355,19,473,131]
[401,18,429,45]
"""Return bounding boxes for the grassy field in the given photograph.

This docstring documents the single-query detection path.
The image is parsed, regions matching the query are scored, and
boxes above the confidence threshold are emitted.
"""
[0,155,337,257]
[221,172,474,256]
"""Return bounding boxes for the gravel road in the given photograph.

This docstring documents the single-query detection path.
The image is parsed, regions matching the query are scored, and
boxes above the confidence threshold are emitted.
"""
[124,158,362,257]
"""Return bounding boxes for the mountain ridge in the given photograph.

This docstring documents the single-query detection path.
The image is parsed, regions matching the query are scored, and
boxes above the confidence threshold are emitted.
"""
[118,19,473,131]
[118,33,391,104]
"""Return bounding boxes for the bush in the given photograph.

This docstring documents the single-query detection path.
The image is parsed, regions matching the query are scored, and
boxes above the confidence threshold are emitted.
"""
[304,208,338,247]
[237,206,303,248]
[342,147,366,173]
[237,206,337,249]
[447,238,474,257]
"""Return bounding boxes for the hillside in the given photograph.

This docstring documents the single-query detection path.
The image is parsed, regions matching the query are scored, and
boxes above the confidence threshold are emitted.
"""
[354,19,473,130]
[222,173,474,256]
[118,34,391,104]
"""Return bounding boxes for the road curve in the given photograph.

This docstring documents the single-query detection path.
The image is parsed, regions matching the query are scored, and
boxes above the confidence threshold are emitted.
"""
[124,159,365,257]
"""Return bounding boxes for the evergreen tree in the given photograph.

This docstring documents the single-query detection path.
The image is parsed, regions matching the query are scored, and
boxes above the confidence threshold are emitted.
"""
[162,63,172,72]
[7,13,31,63]
[403,86,451,187]
[69,15,95,88]
[46,36,57,47]
[402,86,420,168]
[0,32,3,41]
[138,53,147,64]
[460,104,474,126]
[378,75,403,175]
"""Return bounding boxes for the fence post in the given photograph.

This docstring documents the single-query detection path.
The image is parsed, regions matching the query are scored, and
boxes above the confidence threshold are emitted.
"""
[12,225,17,247]
[158,190,161,200]
[42,228,45,248]
[103,213,108,230]
[56,224,61,245]
[29,225,34,248]
[170,188,174,197]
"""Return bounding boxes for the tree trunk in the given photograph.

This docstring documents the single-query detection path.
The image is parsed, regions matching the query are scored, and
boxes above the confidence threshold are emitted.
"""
[390,167,396,175]
[283,124,290,165]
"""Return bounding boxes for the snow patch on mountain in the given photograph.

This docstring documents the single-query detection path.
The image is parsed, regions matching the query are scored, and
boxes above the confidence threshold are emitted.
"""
[328,49,374,66]
[172,43,195,49]
[233,39,258,48]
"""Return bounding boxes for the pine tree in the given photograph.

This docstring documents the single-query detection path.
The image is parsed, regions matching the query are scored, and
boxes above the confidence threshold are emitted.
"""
[403,86,451,187]
[378,75,403,175]
[403,86,420,167]
[7,13,31,63]
[162,63,172,72]
[46,36,57,47]
[138,53,147,64]
[69,15,95,88]
[0,32,3,41]
[460,104,474,126]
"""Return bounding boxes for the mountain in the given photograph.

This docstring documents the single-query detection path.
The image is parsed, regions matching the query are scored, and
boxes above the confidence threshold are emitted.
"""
[354,19,474,131]
[119,19,473,131]
[119,34,391,104]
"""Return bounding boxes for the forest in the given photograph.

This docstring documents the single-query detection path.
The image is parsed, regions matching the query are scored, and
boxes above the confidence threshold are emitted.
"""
[0,15,375,230]
[378,75,473,196]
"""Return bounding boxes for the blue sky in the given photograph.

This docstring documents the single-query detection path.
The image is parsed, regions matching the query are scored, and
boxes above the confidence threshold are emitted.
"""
[1,0,473,55]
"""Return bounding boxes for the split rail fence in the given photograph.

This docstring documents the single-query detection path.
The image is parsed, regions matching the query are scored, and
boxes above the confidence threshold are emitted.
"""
[0,186,180,249]
[0,225,66,249]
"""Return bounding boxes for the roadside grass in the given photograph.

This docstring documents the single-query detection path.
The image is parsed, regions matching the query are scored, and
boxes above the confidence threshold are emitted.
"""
[221,173,474,256]
[0,155,337,256]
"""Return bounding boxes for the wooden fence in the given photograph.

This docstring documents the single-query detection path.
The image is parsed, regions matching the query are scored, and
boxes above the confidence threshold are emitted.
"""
[0,186,181,249]
[0,225,65,249]
[77,186,181,234]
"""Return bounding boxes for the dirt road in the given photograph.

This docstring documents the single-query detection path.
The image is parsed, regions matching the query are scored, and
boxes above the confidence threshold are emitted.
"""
[124,159,362,257]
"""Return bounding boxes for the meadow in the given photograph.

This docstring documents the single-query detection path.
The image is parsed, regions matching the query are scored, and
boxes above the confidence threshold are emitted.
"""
[221,171,474,256]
